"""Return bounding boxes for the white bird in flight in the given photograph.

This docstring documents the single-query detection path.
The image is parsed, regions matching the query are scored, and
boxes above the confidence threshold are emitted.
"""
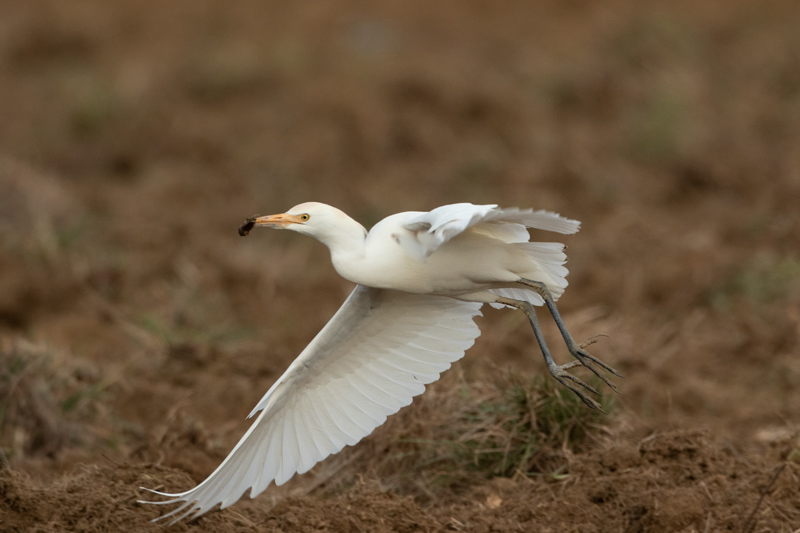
[140,202,620,523]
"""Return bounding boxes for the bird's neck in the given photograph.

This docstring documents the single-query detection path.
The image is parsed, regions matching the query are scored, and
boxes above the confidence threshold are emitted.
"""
[316,216,368,259]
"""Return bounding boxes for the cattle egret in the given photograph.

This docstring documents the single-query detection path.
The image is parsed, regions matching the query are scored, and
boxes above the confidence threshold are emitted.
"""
[140,202,620,523]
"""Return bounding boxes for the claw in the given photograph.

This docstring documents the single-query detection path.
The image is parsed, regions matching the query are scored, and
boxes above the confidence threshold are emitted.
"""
[578,333,608,350]
[560,360,583,371]
[569,348,621,394]
[572,344,623,378]
[554,368,600,396]
[550,370,604,411]
[548,363,605,411]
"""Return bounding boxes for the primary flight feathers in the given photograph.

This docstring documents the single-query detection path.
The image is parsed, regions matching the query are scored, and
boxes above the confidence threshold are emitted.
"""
[140,287,482,523]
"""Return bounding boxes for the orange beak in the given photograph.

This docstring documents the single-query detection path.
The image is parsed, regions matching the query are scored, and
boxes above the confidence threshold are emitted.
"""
[254,213,304,229]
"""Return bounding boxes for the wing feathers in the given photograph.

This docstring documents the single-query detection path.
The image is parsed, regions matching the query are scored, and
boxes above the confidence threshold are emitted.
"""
[302,391,341,453]
[401,203,580,258]
[141,286,482,523]
[249,426,273,497]
[276,418,297,485]
[315,389,362,447]
[370,362,426,396]
[484,207,581,235]
[380,356,440,383]
[294,401,329,471]
[292,416,316,476]
[352,368,410,408]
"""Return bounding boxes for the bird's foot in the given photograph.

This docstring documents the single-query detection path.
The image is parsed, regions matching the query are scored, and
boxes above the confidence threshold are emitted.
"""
[546,335,622,410]
[547,362,604,411]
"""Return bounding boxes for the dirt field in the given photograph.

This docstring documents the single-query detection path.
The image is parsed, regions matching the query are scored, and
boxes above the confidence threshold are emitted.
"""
[1,1,799,531]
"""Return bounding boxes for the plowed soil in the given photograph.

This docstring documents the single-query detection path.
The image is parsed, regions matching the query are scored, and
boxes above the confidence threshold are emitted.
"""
[1,1,799,531]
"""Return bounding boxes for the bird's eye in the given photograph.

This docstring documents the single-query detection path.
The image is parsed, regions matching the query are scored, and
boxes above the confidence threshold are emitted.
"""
[301,213,310,221]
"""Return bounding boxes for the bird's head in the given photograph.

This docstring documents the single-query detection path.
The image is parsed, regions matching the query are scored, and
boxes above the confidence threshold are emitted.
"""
[251,202,367,248]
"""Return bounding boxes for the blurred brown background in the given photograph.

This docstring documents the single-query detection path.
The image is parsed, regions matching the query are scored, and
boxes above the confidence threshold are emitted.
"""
[1,1,799,531]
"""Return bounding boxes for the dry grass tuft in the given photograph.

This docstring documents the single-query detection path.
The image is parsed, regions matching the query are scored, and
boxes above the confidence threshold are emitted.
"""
[0,337,109,464]
[321,366,613,501]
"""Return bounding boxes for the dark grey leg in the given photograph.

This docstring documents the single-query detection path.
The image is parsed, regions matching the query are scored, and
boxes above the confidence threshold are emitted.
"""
[496,296,604,410]
[518,279,622,392]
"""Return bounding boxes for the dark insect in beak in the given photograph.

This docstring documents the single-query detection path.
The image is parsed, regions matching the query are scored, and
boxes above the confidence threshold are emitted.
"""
[238,216,258,237]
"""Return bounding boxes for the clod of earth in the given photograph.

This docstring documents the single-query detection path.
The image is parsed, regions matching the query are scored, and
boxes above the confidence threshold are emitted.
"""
[238,216,257,237]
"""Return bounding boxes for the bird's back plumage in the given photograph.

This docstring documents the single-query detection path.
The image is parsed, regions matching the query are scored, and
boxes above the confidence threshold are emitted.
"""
[401,203,579,258]
[382,203,579,306]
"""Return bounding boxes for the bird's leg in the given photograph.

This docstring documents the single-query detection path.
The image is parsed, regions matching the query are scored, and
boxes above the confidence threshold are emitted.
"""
[517,279,622,393]
[496,296,603,410]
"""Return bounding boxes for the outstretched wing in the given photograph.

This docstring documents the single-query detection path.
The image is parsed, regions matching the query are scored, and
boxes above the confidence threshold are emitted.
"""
[140,285,483,523]
[401,203,580,259]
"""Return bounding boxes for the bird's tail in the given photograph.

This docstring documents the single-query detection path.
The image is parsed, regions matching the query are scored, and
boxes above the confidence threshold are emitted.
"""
[488,242,569,309]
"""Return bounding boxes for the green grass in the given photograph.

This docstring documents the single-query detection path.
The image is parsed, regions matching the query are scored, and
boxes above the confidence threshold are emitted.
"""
[60,381,109,413]
[136,310,253,347]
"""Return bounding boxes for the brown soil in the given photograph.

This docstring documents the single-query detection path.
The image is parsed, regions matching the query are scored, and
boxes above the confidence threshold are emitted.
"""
[1,1,799,531]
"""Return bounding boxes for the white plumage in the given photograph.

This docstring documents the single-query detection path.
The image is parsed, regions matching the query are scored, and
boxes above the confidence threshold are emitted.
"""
[140,202,619,523]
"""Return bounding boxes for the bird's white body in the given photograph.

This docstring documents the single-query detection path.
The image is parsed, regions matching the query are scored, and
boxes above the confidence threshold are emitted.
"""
[303,203,578,304]
[335,215,520,296]
[141,202,591,523]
